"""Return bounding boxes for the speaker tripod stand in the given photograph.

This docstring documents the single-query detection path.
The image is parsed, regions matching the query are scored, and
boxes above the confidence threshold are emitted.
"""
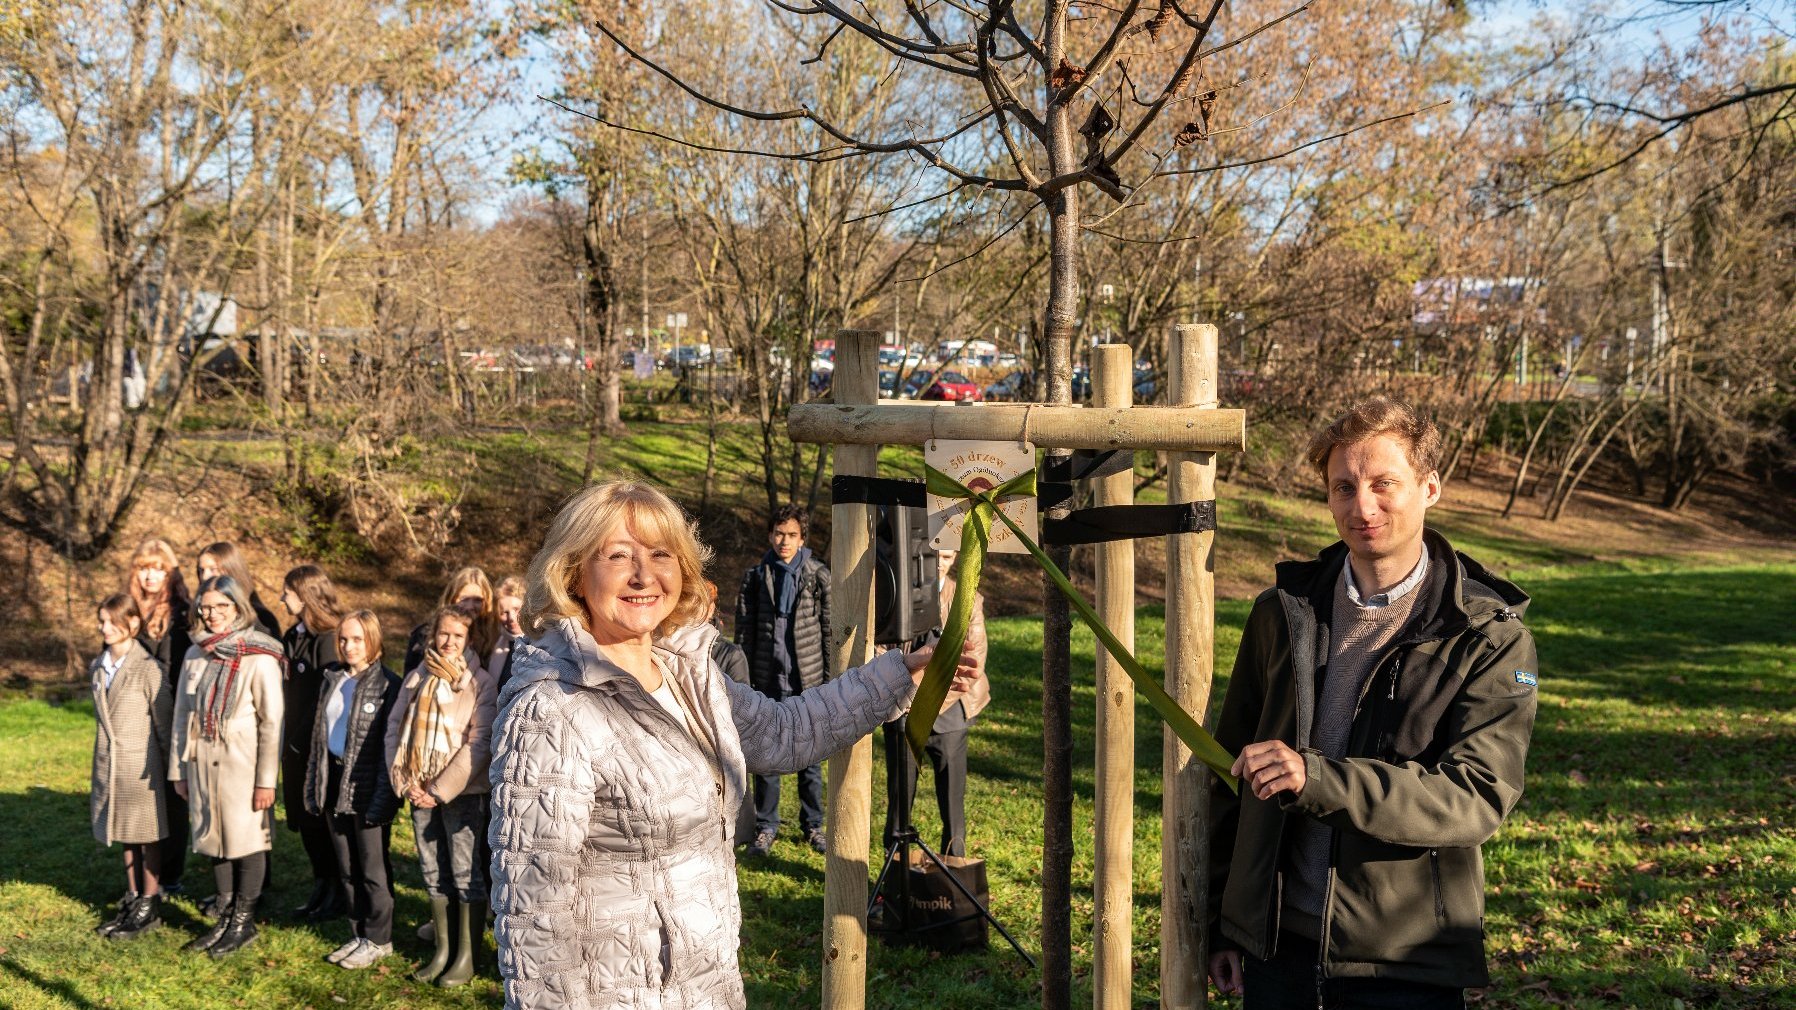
[868,718,1035,966]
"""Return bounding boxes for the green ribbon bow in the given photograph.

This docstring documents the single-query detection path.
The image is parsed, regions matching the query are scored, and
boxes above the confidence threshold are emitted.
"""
[913,463,1239,793]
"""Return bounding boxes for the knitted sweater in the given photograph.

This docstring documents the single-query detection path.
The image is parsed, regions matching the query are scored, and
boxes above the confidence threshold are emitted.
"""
[1282,566,1425,937]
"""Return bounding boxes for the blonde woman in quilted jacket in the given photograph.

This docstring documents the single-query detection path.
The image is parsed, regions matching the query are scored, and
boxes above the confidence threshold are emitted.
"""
[490,481,974,1010]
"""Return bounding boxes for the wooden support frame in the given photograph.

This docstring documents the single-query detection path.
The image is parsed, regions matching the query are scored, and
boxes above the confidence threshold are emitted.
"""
[1162,324,1219,1009]
[819,330,882,1009]
[797,325,1242,1010]
[1091,346,1135,1010]
[789,401,1245,454]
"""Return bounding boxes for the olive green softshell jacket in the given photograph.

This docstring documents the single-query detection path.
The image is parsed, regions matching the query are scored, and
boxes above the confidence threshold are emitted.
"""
[1208,529,1538,988]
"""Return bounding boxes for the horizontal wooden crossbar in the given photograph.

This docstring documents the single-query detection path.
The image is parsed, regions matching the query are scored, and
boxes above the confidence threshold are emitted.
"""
[787,401,1247,453]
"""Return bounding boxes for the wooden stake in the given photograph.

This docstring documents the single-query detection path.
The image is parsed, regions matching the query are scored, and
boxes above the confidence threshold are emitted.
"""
[1091,344,1135,1010]
[787,401,1245,453]
[1162,323,1218,1010]
[821,329,881,1010]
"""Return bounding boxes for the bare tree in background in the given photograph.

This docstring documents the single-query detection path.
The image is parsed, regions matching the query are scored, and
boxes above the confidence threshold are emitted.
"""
[0,0,351,558]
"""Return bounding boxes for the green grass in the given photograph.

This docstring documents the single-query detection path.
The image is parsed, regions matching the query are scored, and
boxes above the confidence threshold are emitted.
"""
[4,558,1793,1007]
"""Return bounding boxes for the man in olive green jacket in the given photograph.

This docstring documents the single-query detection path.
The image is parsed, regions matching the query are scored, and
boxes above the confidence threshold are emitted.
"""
[1208,398,1538,1009]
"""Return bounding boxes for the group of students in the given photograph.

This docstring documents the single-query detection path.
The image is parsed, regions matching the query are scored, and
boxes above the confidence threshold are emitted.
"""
[86,538,524,983]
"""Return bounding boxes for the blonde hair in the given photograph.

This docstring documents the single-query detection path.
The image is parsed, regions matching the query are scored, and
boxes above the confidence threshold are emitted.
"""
[439,566,500,660]
[337,609,385,666]
[1305,396,1443,482]
[524,481,712,637]
[496,575,525,601]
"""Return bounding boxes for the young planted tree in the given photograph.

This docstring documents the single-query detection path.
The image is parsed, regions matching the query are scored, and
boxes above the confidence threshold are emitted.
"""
[576,2,1445,1006]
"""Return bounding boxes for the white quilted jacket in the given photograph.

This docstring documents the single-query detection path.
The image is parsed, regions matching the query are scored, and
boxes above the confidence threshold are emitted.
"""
[489,617,915,1009]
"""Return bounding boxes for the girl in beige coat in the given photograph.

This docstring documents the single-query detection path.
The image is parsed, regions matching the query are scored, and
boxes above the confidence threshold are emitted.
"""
[90,594,174,941]
[170,575,285,958]
[386,606,498,988]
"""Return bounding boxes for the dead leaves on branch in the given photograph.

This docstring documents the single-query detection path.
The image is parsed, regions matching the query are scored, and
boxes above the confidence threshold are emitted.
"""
[1172,92,1217,148]
[1050,58,1087,91]
[1078,101,1126,199]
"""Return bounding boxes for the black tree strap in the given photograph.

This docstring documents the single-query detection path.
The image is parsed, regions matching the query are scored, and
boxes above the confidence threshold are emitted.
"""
[829,474,1215,546]
[1040,449,1134,484]
[831,475,926,508]
[1041,500,1216,545]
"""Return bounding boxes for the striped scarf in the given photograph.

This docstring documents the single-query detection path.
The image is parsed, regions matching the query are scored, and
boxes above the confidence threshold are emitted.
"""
[392,648,471,797]
[194,628,286,742]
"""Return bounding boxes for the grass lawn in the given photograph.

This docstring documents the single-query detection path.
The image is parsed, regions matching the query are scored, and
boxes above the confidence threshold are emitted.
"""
[3,552,1793,1008]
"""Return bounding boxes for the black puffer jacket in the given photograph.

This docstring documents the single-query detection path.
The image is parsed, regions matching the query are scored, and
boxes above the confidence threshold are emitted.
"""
[304,662,401,825]
[281,620,339,825]
[712,637,750,686]
[735,554,831,696]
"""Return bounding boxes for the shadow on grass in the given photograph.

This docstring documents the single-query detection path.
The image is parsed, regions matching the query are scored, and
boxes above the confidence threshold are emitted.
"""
[1,955,103,1010]
[0,786,116,909]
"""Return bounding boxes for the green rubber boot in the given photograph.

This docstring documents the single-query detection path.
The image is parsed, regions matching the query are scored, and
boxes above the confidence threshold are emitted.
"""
[412,896,453,983]
[434,898,478,988]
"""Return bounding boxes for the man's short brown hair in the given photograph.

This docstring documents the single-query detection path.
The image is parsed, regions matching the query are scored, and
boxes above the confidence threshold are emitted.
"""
[1305,397,1443,481]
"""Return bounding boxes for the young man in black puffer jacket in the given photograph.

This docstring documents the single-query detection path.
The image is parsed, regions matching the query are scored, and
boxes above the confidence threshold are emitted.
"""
[735,504,832,856]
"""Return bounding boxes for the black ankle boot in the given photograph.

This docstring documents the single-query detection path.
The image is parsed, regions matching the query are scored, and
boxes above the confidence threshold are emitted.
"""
[107,895,162,941]
[292,879,329,918]
[208,901,259,957]
[95,891,138,937]
[199,890,232,919]
[184,900,234,953]
[308,884,347,923]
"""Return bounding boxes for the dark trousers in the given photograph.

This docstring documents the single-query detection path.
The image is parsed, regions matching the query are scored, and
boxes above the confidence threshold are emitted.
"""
[413,793,489,902]
[211,853,266,908]
[284,754,339,892]
[324,759,394,944]
[881,702,970,856]
[753,763,823,835]
[751,670,823,836]
[1245,931,1464,1010]
[159,780,189,887]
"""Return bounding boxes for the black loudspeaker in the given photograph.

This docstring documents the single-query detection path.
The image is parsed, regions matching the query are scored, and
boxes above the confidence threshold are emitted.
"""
[874,505,939,646]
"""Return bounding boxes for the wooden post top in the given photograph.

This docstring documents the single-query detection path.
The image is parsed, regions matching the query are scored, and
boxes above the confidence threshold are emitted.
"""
[787,400,1247,453]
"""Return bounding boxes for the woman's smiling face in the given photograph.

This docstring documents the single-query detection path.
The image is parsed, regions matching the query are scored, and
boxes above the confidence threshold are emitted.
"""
[578,522,681,647]
[196,591,237,634]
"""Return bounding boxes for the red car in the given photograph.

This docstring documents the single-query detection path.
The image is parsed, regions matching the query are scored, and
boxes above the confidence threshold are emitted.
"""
[919,370,981,401]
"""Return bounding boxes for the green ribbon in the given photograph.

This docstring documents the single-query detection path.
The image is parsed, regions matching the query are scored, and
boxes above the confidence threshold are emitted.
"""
[914,464,1239,793]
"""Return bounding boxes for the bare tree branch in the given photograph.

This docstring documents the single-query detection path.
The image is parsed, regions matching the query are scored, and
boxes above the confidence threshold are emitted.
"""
[1153,99,1451,176]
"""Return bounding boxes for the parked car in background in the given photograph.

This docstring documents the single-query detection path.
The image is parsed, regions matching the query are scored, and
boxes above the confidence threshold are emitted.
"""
[900,369,935,399]
[662,345,711,369]
[878,369,900,398]
[918,370,980,401]
[983,370,1034,402]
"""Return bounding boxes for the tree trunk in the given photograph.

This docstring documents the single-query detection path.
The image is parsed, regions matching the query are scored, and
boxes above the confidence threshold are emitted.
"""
[1038,56,1080,1010]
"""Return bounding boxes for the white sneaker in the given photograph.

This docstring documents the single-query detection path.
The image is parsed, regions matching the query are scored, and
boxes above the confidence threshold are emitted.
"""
[325,938,363,964]
[338,939,393,970]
